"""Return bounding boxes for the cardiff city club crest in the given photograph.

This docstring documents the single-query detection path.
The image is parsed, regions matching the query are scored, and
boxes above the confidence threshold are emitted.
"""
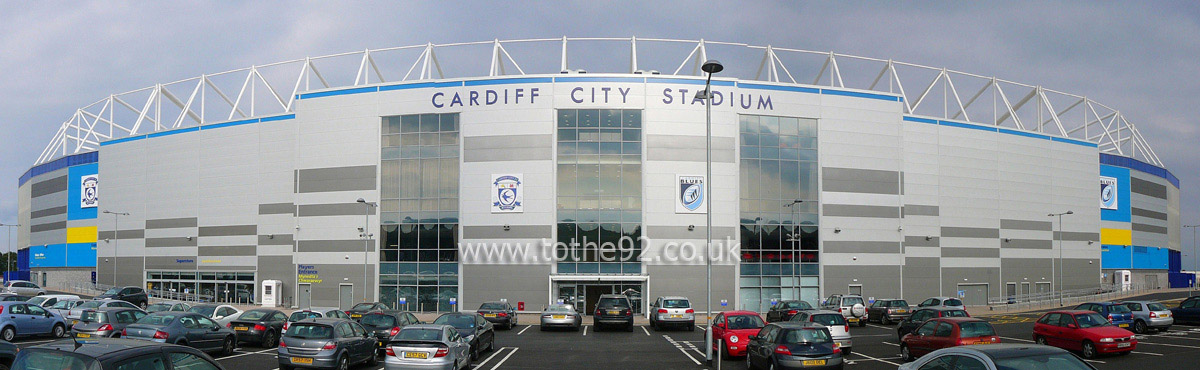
[1099,176,1118,210]
[80,174,99,208]
[491,174,523,213]
[676,175,705,213]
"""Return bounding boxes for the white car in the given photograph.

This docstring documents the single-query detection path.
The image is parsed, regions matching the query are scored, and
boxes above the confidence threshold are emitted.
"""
[27,294,81,308]
[187,304,243,326]
[66,299,143,325]
[48,298,87,317]
[3,280,46,296]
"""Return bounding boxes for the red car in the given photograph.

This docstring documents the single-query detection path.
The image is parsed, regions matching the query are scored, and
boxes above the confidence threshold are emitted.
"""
[710,311,766,357]
[900,317,999,360]
[1033,310,1136,358]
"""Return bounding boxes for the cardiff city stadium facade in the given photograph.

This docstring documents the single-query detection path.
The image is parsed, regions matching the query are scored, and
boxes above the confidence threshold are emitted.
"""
[14,37,1182,313]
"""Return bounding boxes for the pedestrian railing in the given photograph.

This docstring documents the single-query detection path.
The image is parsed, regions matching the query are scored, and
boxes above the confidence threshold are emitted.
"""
[985,283,1156,312]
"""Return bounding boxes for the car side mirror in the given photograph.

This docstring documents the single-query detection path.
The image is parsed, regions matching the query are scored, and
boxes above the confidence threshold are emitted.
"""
[748,335,758,340]
[211,327,220,332]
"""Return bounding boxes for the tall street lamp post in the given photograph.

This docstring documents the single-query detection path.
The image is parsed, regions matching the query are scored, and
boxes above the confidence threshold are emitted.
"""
[697,59,723,362]
[357,198,377,303]
[1185,224,1199,296]
[0,223,17,280]
[103,210,130,286]
[785,200,804,300]
[1049,210,1073,307]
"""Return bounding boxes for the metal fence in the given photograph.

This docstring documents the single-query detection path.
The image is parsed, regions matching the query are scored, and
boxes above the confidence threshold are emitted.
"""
[53,281,252,305]
[986,283,1156,311]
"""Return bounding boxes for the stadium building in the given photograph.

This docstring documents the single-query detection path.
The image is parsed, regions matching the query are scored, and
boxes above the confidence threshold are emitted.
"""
[14,38,1183,312]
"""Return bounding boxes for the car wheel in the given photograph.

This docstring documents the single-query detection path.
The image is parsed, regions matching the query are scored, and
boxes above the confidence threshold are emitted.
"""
[52,324,65,338]
[746,352,755,370]
[1081,341,1097,359]
[1035,336,1047,345]
[262,331,277,348]
[688,324,695,332]
[858,319,866,327]
[881,316,892,325]
[1160,326,1170,332]
[221,336,236,356]
[335,354,349,370]
[139,301,147,309]
[626,323,634,332]
[1134,320,1147,334]
[900,344,913,361]
[366,348,379,366]
[488,336,495,351]
[2,326,16,342]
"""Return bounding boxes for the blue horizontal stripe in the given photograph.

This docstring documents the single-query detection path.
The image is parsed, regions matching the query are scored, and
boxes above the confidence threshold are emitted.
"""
[100,135,146,146]
[464,77,553,86]
[738,83,820,94]
[646,77,737,87]
[379,81,462,91]
[18,151,99,186]
[554,76,646,83]
[938,120,997,132]
[259,114,296,122]
[1051,136,1097,148]
[147,126,199,138]
[997,128,1050,140]
[820,89,901,102]
[299,86,379,99]
[1100,153,1179,188]
[902,116,938,125]
[202,118,259,130]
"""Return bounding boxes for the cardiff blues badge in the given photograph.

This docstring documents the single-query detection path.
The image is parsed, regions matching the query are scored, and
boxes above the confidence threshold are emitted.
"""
[491,174,524,213]
[1099,176,1118,210]
[676,175,705,213]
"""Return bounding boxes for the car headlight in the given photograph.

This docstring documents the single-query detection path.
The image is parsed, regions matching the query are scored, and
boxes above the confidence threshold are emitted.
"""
[464,334,475,341]
[728,335,739,343]
[1100,338,1114,343]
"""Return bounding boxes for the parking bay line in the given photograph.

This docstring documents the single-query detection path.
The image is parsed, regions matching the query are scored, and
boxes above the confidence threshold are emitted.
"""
[865,323,892,330]
[582,325,588,336]
[517,325,531,335]
[1132,351,1163,356]
[217,348,277,361]
[881,341,899,346]
[488,348,518,370]
[851,352,902,366]
[473,347,512,369]
[642,326,650,336]
[663,335,702,366]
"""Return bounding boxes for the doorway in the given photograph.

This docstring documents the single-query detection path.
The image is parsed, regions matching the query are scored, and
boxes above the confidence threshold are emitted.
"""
[1035,282,1051,294]
[1006,283,1017,301]
[339,284,354,310]
[848,285,862,296]
[554,280,644,315]
[957,284,989,306]
[1021,282,1031,298]
[299,284,312,309]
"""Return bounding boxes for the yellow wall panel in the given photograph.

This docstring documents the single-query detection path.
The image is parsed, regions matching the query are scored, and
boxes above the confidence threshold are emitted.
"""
[1100,228,1132,246]
[66,226,98,244]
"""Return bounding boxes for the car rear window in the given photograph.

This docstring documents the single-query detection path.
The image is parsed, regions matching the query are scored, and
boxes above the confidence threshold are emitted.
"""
[286,324,334,339]
[479,303,506,310]
[239,310,269,321]
[80,311,108,324]
[725,315,764,330]
[1107,305,1131,314]
[395,328,443,341]
[1074,313,1110,328]
[146,304,172,312]
[783,301,811,310]
[810,314,846,326]
[138,314,178,326]
[782,328,831,344]
[888,300,909,307]
[994,353,1094,370]
[943,310,969,318]
[598,298,630,308]
[433,315,475,329]
[76,301,103,310]
[842,297,864,306]
[944,299,963,306]
[12,349,99,370]
[290,311,322,321]
[351,303,377,310]
[958,322,995,337]
[1147,303,1168,311]
[362,314,398,327]
[663,299,690,308]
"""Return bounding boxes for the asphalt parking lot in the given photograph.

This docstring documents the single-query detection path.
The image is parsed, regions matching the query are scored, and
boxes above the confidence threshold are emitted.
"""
[8,291,1200,370]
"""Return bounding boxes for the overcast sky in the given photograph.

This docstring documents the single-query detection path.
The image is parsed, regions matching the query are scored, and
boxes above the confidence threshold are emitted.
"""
[1,2,1197,267]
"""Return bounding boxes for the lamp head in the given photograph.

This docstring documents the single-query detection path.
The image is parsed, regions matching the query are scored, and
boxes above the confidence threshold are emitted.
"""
[356,198,366,204]
[1066,210,1074,215]
[701,59,724,74]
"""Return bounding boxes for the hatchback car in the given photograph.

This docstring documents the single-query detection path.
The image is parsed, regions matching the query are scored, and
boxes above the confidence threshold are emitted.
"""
[917,297,965,310]
[867,299,911,325]
[1171,296,1200,324]
[71,307,148,338]
[711,311,766,358]
[188,304,244,326]
[146,301,192,313]
[284,308,351,332]
[1033,310,1135,358]
[95,286,150,309]
[896,307,970,341]
[592,294,635,331]
[48,297,87,317]
[360,311,421,354]
[433,313,494,360]
[765,300,814,323]
[900,317,999,360]
[2,280,46,296]
[228,309,288,347]
[277,318,378,370]
[1073,302,1134,330]
[27,294,81,309]
[384,324,472,370]
[820,294,867,327]
[649,296,695,330]
[68,299,142,326]
[0,301,68,341]
[1121,300,1173,333]
[897,344,1097,370]
[540,304,582,331]
[745,322,843,370]
[345,302,390,321]
[790,310,852,356]
[476,301,518,330]
[13,338,227,370]
[123,312,238,356]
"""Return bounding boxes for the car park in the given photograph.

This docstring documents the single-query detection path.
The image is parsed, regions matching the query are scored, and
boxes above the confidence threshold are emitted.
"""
[188,303,244,326]
[124,312,238,356]
[0,301,68,341]
[745,322,844,370]
[146,301,192,313]
[67,299,142,326]
[1074,302,1134,330]
[48,297,86,317]
[1168,296,1200,324]
[897,344,1097,370]
[27,294,81,309]
[649,296,695,331]
[867,299,911,325]
[916,297,965,310]
[1033,310,1135,358]
[13,338,227,370]
[383,324,472,370]
[540,304,582,331]
[1121,300,1173,333]
[345,302,390,321]
[896,307,970,341]
[476,301,518,330]
[71,307,148,338]
[277,318,378,370]
[899,317,999,361]
[820,294,867,327]
[592,294,635,331]
[765,300,814,323]
[433,313,494,360]
[710,310,766,358]
[95,286,150,309]
[228,308,288,348]
[360,311,421,354]
[790,310,853,356]
[2,280,46,296]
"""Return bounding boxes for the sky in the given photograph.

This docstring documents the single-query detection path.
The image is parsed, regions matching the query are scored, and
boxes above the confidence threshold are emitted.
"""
[0,1,1198,266]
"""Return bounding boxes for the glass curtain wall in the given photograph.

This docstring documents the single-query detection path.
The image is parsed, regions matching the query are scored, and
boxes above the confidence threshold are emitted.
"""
[380,113,460,312]
[738,115,820,312]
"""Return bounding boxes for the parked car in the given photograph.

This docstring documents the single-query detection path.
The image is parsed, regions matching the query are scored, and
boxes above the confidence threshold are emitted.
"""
[0,340,15,370]
[916,297,965,310]
[899,317,999,360]
[433,313,494,360]
[1169,296,1200,325]
[1121,300,1173,333]
[897,344,1097,370]
[540,304,582,331]
[2,280,45,296]
[745,322,843,370]
[710,310,766,358]
[820,294,867,327]
[13,338,227,370]
[765,300,814,323]
[146,301,192,313]
[48,297,87,317]
[1033,310,1135,358]
[592,294,635,331]
[361,311,421,355]
[188,303,244,326]
[124,312,237,356]
[95,286,150,309]
[867,299,911,325]
[27,294,81,309]
[790,310,853,356]
[383,324,472,370]
[476,301,518,330]
[67,299,142,326]
[0,294,26,302]
[0,301,68,341]
[896,307,970,341]
[649,296,695,330]
[284,308,351,332]
[71,307,148,338]
[228,308,288,348]
[345,302,390,321]
[1073,302,1134,330]
[277,318,378,370]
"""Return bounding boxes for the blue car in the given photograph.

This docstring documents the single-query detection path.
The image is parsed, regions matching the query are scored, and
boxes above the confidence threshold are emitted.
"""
[1075,302,1134,329]
[0,300,69,341]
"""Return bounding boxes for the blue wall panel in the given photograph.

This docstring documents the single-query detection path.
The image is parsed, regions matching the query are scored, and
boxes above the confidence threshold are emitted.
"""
[67,163,99,221]
[1099,165,1131,223]
[28,244,67,268]
[65,243,97,267]
[1101,245,1169,270]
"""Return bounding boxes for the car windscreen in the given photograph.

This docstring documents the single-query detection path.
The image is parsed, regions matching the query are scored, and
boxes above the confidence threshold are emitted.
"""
[1147,303,1168,311]
[146,304,173,312]
[943,310,969,318]
[725,315,764,330]
[80,311,108,324]
[663,299,690,308]
[289,311,322,321]
[351,303,377,310]
[994,353,1094,370]
[51,300,77,309]
[479,303,506,310]
[239,310,270,321]
[810,314,846,326]
[138,314,178,326]
[12,349,99,370]
[944,299,964,306]
[396,328,443,341]
[27,297,48,305]
[781,328,832,344]
[842,297,864,306]
[888,300,910,308]
[188,306,217,317]
[597,298,630,308]
[361,314,397,327]
[545,306,574,313]
[958,322,996,337]
[286,324,334,339]
[76,301,103,310]
[783,301,812,310]
[102,287,121,295]
[1074,313,1111,328]
[1106,304,1131,314]
[433,315,475,329]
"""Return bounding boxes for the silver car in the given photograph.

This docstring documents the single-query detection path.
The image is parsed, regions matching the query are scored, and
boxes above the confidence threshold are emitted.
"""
[649,296,695,331]
[277,318,378,370]
[539,304,581,331]
[27,294,80,308]
[1121,300,1173,333]
[917,296,965,310]
[48,298,87,317]
[791,310,853,356]
[821,294,868,327]
[124,312,237,356]
[146,301,192,313]
[3,280,46,296]
[384,324,472,370]
[67,299,143,326]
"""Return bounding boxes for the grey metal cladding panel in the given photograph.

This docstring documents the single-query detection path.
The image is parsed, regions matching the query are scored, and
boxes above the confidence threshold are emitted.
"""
[1000,219,1053,231]
[461,226,552,240]
[941,227,999,239]
[198,265,256,271]
[297,203,372,217]
[942,247,1000,258]
[1053,231,1099,242]
[31,175,69,198]
[97,230,145,240]
[1132,223,1168,235]
[198,225,257,237]
[824,241,901,254]
[465,148,552,162]
[259,203,296,215]
[463,135,551,162]
[644,135,735,163]
[643,226,736,240]
[822,167,900,194]
[145,237,197,248]
[903,205,939,217]
[297,239,376,253]
[146,256,195,270]
[258,234,295,246]
[1131,207,1168,221]
[904,257,940,278]
[645,147,735,163]
[30,221,66,233]
[145,217,198,229]
[823,204,900,218]
[903,236,939,247]
[30,206,67,220]
[198,246,256,256]
[1002,239,1052,249]
[1130,177,1167,199]
[296,165,377,193]
[258,256,294,286]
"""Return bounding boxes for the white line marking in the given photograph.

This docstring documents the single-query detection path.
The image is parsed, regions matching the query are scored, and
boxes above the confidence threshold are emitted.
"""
[15,339,60,346]
[582,325,588,336]
[866,323,891,330]
[473,347,508,369]
[517,325,531,335]
[881,341,899,346]
[217,348,277,360]
[663,335,702,365]
[1132,351,1163,356]
[1135,341,1200,349]
[642,326,650,336]
[1084,359,1106,364]
[489,347,518,370]
[1000,336,1034,343]
[852,352,902,366]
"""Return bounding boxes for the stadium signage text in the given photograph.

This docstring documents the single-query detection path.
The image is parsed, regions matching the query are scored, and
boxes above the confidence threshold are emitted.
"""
[431,88,542,108]
[430,85,774,110]
[661,88,774,110]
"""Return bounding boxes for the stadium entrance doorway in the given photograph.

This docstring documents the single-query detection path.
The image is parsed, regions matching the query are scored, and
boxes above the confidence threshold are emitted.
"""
[552,279,645,315]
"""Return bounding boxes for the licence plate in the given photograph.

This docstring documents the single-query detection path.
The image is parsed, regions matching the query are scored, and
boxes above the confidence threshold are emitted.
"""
[484,314,497,318]
[1119,324,1129,328]
[75,333,91,338]
[896,310,907,313]
[803,360,826,366]
[1163,313,1171,318]
[552,315,566,319]
[608,310,619,315]
[669,315,683,319]
[290,357,313,364]
[350,314,362,318]
[1118,342,1131,348]
[404,351,428,359]
[234,326,248,331]
[848,318,859,322]
[71,320,78,326]
[377,341,384,347]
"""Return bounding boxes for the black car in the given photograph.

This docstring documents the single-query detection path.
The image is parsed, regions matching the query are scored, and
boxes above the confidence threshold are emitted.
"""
[592,294,635,331]
[896,307,970,341]
[13,338,225,370]
[228,308,288,347]
[432,313,495,360]
[344,302,389,321]
[94,286,149,309]
[0,340,15,370]
[765,300,815,322]
[477,301,518,330]
[866,299,912,325]
[359,311,420,354]
[1170,296,1200,324]
[746,322,844,370]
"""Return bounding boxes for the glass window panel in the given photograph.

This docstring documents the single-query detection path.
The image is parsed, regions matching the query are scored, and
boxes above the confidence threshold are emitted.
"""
[779,135,798,149]
[440,113,458,132]
[799,162,818,199]
[798,137,817,149]
[601,109,622,127]
[760,133,779,148]
[762,160,781,199]
[741,146,759,159]
[760,116,779,135]
[382,161,400,197]
[384,117,402,135]
[558,142,577,157]
[622,263,641,274]
[577,164,600,196]
[421,160,439,198]
[439,224,456,250]
[780,148,799,160]
[800,264,819,276]
[400,159,420,198]
[780,161,800,200]
[558,129,577,141]
[599,165,621,195]
[599,142,621,155]
[381,147,401,160]
[578,109,599,127]
[420,114,439,132]
[621,164,641,196]
[442,158,458,198]
[577,263,599,274]
[381,250,398,262]
[599,263,621,274]
[439,132,458,145]
[419,146,439,158]
[419,224,438,249]
[577,142,600,155]
[401,115,420,132]
[740,288,761,312]
[741,263,760,276]
[578,129,599,142]
[621,110,641,128]
[760,146,779,159]
[438,249,457,261]
[622,129,640,142]
[419,133,438,146]
[797,150,817,161]
[621,142,640,155]
[762,264,781,276]
[439,275,458,286]
[742,133,759,147]
[779,117,800,136]
[382,134,402,147]
[557,263,576,274]
[401,133,419,146]
[558,110,577,127]
[400,146,420,159]
[798,119,817,137]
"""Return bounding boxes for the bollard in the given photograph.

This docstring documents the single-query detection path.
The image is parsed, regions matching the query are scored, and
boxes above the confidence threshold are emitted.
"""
[717,338,722,370]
